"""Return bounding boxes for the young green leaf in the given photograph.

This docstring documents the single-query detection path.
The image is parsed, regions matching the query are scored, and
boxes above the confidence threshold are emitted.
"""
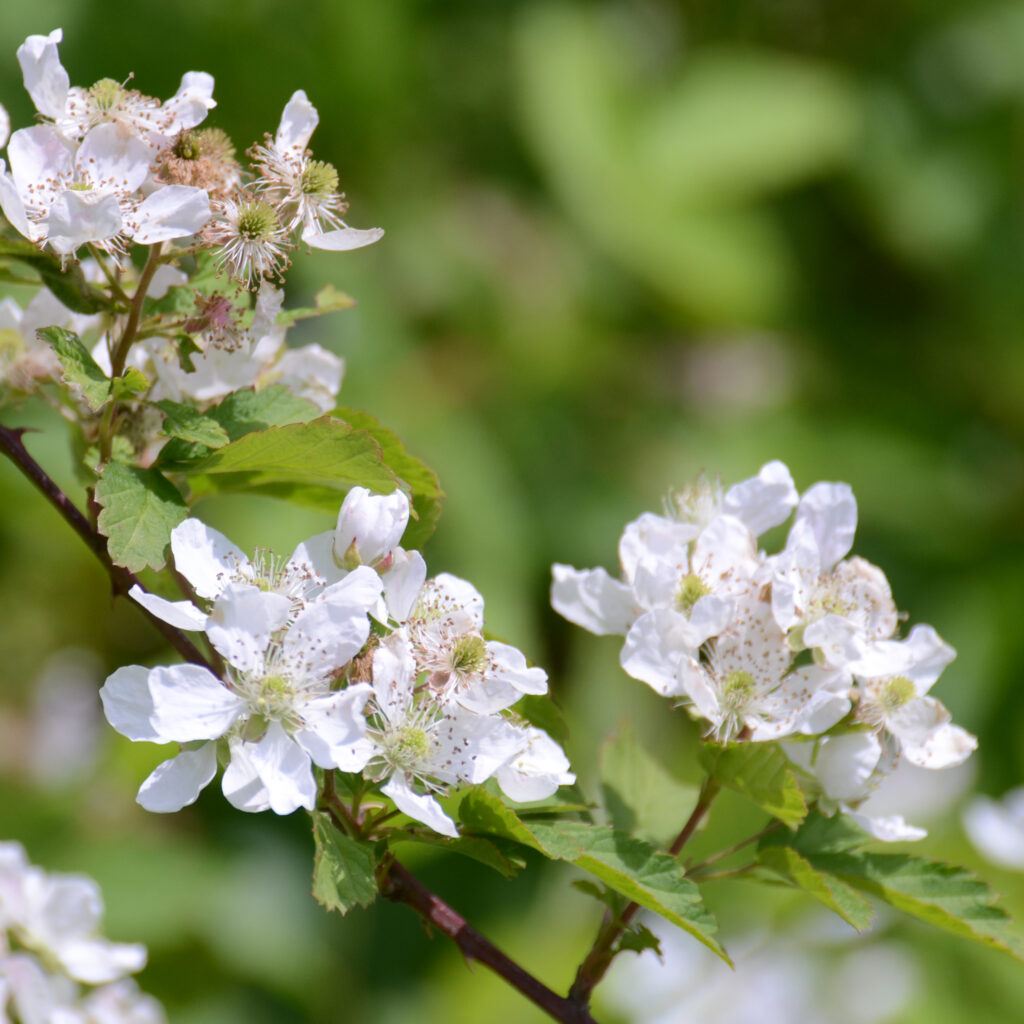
[699,741,807,828]
[459,790,726,960]
[38,327,112,410]
[155,400,231,448]
[276,283,356,326]
[95,462,188,572]
[311,812,378,914]
[601,719,699,846]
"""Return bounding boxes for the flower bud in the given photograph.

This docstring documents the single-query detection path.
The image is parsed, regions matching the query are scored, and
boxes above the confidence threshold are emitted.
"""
[332,487,410,568]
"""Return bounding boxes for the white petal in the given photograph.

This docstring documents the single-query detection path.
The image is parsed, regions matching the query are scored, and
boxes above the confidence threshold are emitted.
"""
[432,710,526,784]
[550,565,636,636]
[963,790,1024,870]
[46,190,123,254]
[100,666,162,742]
[147,664,244,742]
[302,224,384,251]
[287,529,343,585]
[275,89,319,153]
[320,563,384,614]
[846,810,927,843]
[164,71,216,133]
[294,685,373,769]
[0,160,34,240]
[207,584,289,673]
[137,743,218,812]
[77,123,151,194]
[371,641,417,721]
[383,548,427,622]
[128,583,207,631]
[170,518,248,598]
[130,185,211,243]
[17,29,69,121]
[334,487,410,566]
[242,722,317,814]
[722,460,798,535]
[382,774,458,837]
[620,610,688,697]
[8,125,73,202]
[814,732,883,803]
[901,721,977,769]
[487,642,548,696]
[222,738,271,813]
[902,624,956,694]
[284,597,371,677]
[795,482,857,570]
[618,512,694,581]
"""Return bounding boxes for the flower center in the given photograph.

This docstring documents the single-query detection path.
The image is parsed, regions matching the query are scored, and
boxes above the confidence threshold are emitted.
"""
[301,160,339,198]
[384,724,433,771]
[450,635,487,678]
[879,676,915,714]
[675,573,710,613]
[722,670,756,711]
[89,78,125,111]
[237,199,281,240]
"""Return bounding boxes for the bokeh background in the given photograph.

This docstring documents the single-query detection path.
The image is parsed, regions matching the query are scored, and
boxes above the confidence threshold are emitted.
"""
[2,1,1024,1021]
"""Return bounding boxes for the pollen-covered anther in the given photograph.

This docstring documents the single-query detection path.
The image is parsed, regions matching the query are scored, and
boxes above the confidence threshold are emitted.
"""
[675,573,711,613]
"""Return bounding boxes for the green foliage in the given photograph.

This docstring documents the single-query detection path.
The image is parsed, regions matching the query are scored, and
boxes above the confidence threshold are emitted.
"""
[173,417,399,508]
[154,400,231,448]
[333,407,443,549]
[276,284,356,326]
[761,812,1023,958]
[459,789,726,960]
[385,830,525,879]
[311,812,378,915]
[38,327,147,411]
[600,719,699,846]
[95,462,188,572]
[0,238,109,314]
[699,741,808,828]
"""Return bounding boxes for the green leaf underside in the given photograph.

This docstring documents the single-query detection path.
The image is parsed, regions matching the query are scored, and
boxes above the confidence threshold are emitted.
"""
[38,327,113,410]
[311,812,378,914]
[178,417,399,503]
[761,812,1022,958]
[386,830,525,878]
[755,845,874,930]
[333,406,443,549]
[155,400,231,448]
[601,720,699,846]
[459,790,726,960]
[0,239,108,313]
[699,741,807,828]
[95,462,188,572]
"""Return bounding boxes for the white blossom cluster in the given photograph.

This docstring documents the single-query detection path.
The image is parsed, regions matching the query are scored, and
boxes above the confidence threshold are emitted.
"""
[0,28,380,414]
[101,487,574,837]
[0,842,164,1024]
[551,461,976,842]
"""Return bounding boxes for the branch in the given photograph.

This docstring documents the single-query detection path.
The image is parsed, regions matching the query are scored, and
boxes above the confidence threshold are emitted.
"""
[568,777,721,1008]
[0,422,214,671]
[380,859,599,1024]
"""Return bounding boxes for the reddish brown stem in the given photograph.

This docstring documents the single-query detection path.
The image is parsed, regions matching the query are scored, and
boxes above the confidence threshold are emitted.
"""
[568,778,721,1007]
[380,859,600,1024]
[0,422,214,671]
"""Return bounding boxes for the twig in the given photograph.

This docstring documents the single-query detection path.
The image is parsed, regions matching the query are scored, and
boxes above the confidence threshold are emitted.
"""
[380,859,599,1024]
[0,422,214,671]
[568,777,721,1008]
[685,820,782,877]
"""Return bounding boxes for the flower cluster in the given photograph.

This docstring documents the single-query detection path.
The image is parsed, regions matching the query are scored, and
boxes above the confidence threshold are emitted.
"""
[0,841,164,1023]
[0,29,379,417]
[551,461,976,841]
[101,488,574,836]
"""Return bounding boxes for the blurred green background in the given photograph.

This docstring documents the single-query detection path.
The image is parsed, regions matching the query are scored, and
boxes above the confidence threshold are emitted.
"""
[2,1,1024,1021]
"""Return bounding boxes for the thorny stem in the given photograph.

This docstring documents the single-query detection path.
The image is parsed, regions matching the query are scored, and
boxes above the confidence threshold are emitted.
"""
[0,422,214,671]
[568,777,722,1009]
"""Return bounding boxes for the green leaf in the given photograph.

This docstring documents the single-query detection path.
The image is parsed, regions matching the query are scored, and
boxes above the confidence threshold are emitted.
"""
[95,462,188,572]
[38,327,112,410]
[311,812,378,914]
[111,367,150,400]
[0,238,109,313]
[755,845,874,930]
[333,407,443,549]
[179,417,398,505]
[386,830,525,878]
[618,921,663,956]
[762,812,1023,958]
[276,283,356,326]
[699,741,807,828]
[600,720,699,846]
[512,694,570,747]
[142,284,198,318]
[459,790,726,960]
[155,400,230,448]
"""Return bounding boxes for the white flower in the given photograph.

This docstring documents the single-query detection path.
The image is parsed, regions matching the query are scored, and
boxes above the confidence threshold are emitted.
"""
[251,89,383,250]
[341,642,526,837]
[206,193,292,288]
[495,728,575,802]
[0,843,146,984]
[963,787,1024,870]
[102,574,381,814]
